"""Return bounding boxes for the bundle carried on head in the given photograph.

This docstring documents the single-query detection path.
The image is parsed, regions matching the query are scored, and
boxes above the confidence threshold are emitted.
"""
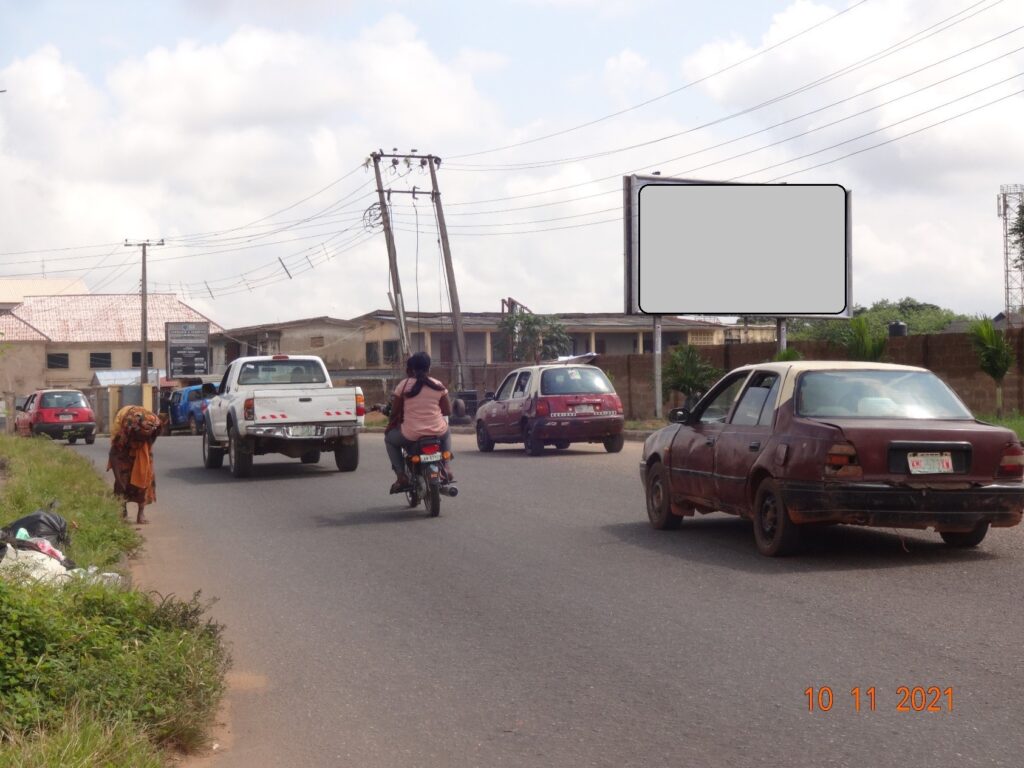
[113,406,161,448]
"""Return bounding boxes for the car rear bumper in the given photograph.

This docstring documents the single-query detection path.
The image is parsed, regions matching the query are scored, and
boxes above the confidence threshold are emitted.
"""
[33,421,95,439]
[531,415,623,442]
[780,480,1024,530]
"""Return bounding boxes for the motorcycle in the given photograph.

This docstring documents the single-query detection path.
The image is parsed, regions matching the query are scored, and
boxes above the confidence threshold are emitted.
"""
[396,435,458,517]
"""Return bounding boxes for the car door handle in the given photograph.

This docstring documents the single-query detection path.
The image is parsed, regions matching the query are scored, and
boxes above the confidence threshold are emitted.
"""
[749,441,761,451]
[705,437,716,446]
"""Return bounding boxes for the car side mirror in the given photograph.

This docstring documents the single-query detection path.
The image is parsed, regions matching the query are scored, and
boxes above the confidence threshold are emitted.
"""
[483,391,495,403]
[668,407,691,424]
[15,404,24,412]
[201,383,217,398]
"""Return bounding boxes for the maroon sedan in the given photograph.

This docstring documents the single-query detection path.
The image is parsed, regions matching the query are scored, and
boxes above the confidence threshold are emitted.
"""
[640,361,1024,556]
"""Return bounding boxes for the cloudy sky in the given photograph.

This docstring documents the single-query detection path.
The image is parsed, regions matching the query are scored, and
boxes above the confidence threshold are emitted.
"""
[1,0,1022,329]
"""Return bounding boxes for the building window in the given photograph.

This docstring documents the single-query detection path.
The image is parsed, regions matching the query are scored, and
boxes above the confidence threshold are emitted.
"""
[89,352,112,369]
[131,351,154,368]
[46,353,69,370]
[382,340,400,364]
[366,342,380,366]
[310,336,325,348]
[595,339,607,354]
[689,331,714,345]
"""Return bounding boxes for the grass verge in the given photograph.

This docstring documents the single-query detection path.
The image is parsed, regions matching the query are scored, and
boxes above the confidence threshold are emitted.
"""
[0,435,230,764]
[979,412,1024,439]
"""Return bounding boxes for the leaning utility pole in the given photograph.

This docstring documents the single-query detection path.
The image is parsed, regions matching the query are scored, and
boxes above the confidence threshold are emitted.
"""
[371,152,411,358]
[124,239,165,387]
[427,156,468,392]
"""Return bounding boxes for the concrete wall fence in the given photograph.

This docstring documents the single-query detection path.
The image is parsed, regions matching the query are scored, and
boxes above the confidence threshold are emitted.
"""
[338,331,1023,420]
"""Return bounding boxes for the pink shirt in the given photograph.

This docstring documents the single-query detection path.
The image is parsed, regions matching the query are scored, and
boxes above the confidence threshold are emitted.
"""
[395,377,448,440]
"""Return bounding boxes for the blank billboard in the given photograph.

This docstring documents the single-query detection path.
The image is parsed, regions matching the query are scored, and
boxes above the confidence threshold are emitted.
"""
[625,179,850,316]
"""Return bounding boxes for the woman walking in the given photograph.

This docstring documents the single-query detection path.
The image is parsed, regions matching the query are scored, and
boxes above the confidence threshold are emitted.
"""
[107,405,161,524]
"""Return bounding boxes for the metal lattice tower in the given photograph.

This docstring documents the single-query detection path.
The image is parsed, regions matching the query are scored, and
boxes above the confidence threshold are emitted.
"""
[1000,184,1024,325]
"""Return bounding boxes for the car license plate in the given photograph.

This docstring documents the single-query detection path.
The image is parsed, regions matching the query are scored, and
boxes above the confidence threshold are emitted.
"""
[288,425,319,437]
[908,452,953,474]
[58,414,73,421]
[419,453,442,462]
[573,405,594,414]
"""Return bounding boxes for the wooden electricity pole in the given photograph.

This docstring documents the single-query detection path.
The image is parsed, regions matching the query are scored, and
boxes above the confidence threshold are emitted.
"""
[371,152,411,358]
[125,239,164,387]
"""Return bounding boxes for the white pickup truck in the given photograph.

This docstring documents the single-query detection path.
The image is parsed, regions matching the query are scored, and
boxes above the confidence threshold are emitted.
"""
[201,355,364,478]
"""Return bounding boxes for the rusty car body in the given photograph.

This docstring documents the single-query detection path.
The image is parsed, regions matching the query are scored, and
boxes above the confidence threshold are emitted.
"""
[640,361,1024,556]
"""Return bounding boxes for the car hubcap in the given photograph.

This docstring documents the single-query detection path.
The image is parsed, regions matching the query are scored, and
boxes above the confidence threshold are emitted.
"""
[650,477,664,517]
[761,496,778,539]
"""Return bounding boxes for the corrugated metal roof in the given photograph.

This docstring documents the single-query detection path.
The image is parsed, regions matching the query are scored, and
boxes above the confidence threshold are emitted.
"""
[90,368,167,386]
[0,312,49,341]
[0,278,89,304]
[11,294,224,343]
[214,315,359,337]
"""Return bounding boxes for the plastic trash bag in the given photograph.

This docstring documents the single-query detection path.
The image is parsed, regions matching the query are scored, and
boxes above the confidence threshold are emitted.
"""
[2,502,71,549]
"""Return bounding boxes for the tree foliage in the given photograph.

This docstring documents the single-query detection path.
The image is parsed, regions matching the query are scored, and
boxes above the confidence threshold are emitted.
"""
[968,316,1015,417]
[663,344,721,400]
[772,347,803,362]
[844,316,887,361]
[494,313,571,362]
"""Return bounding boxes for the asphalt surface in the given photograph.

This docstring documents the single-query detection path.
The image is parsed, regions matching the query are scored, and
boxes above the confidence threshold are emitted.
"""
[74,434,1024,768]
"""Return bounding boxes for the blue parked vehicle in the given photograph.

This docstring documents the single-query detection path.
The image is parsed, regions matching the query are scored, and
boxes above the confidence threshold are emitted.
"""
[165,384,210,435]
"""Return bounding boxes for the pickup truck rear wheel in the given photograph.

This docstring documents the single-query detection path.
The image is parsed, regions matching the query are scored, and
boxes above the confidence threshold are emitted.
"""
[301,450,321,464]
[228,426,253,478]
[202,423,224,469]
[335,437,359,472]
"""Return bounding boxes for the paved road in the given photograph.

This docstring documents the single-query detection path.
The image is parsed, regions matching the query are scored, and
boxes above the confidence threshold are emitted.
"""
[75,434,1024,768]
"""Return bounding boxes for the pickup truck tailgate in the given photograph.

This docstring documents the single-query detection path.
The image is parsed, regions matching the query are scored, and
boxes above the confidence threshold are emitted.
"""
[253,389,360,424]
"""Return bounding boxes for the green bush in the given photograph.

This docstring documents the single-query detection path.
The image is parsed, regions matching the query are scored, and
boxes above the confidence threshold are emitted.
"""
[0,578,229,751]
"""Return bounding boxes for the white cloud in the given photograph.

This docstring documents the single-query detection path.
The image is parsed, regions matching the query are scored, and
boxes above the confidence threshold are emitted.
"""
[604,49,668,108]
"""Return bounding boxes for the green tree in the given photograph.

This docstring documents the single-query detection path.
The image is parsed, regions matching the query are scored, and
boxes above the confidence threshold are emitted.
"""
[772,347,803,362]
[968,317,1015,417]
[495,313,571,362]
[844,316,887,361]
[662,344,721,401]
[782,297,967,345]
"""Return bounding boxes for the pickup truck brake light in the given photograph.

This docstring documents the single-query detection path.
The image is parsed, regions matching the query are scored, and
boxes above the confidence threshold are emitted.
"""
[356,393,365,417]
[243,397,255,420]
[271,355,290,360]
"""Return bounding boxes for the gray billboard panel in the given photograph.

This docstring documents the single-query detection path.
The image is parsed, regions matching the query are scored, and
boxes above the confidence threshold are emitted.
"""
[624,175,851,317]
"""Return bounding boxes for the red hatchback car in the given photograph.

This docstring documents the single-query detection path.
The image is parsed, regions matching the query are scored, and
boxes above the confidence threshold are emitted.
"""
[476,363,625,455]
[16,389,97,445]
[641,361,1024,556]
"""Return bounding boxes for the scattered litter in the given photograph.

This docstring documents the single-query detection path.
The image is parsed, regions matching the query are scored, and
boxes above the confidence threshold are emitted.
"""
[1,501,71,549]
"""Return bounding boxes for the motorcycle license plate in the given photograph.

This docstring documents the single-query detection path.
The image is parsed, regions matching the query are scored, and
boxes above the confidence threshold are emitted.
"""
[288,425,319,437]
[419,453,442,462]
[908,452,953,474]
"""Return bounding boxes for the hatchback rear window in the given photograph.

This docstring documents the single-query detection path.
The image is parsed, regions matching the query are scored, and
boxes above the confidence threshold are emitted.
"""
[796,371,973,420]
[541,367,614,395]
[40,391,88,409]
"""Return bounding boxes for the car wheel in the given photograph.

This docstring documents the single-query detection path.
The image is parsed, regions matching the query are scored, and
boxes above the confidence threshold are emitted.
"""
[476,422,495,452]
[188,416,198,436]
[300,450,321,464]
[603,434,625,453]
[85,434,95,445]
[753,479,800,557]
[554,440,570,450]
[646,462,681,530]
[334,437,359,472]
[228,426,253,478]
[202,423,224,469]
[68,437,77,445]
[523,424,544,456]
[940,522,989,548]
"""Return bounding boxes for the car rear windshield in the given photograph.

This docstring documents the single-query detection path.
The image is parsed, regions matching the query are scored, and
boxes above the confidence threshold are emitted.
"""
[237,360,327,385]
[796,371,973,420]
[541,367,614,395]
[40,391,88,409]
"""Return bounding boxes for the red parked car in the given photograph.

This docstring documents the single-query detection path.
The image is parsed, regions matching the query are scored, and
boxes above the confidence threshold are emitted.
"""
[475,362,625,455]
[640,361,1024,556]
[15,389,97,445]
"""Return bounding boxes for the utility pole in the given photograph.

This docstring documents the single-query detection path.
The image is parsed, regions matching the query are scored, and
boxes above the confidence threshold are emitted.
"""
[125,239,165,388]
[427,156,468,392]
[371,152,411,358]
[653,315,663,419]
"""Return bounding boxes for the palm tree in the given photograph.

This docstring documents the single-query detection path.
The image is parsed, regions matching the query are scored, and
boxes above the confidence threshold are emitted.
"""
[968,317,1014,417]
[662,345,720,404]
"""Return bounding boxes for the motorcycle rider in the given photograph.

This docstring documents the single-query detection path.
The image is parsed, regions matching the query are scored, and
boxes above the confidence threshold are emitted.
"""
[385,352,453,493]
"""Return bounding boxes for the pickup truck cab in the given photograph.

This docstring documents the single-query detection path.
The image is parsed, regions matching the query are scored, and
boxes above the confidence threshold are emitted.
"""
[202,355,364,478]
[165,384,209,435]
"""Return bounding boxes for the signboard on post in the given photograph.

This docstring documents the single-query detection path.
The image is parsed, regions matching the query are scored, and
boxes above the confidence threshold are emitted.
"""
[165,322,210,379]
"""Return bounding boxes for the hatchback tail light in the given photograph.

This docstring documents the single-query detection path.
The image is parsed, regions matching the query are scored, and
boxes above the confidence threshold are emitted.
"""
[825,442,862,479]
[997,443,1024,479]
[609,394,624,415]
[535,398,550,417]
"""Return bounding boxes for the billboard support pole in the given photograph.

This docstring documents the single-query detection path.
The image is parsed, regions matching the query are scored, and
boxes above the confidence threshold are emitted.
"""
[777,318,787,354]
[653,314,662,419]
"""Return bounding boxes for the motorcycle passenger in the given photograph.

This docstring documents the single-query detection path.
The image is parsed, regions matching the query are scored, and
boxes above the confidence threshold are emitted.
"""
[385,352,453,493]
